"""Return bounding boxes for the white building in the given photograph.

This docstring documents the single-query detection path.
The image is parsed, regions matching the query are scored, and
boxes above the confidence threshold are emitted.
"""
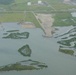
[27,2,31,6]
[38,0,42,4]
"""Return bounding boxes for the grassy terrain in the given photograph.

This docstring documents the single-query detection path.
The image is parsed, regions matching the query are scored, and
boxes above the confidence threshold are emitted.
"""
[0,0,76,26]
[25,12,41,28]
[51,2,76,10]
[10,0,76,11]
[0,11,41,28]
[53,12,76,26]
[0,12,25,22]
[0,0,76,12]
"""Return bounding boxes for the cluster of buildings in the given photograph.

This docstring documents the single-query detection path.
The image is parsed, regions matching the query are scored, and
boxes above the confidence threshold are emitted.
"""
[27,0,43,6]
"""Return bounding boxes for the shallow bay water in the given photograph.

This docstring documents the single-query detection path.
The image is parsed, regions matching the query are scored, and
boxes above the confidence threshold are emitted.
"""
[0,23,76,75]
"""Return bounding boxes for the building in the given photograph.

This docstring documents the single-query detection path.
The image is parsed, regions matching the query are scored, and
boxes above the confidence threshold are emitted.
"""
[38,0,42,4]
[27,2,31,6]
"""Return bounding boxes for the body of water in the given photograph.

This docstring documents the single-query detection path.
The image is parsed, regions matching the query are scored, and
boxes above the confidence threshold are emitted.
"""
[0,23,76,75]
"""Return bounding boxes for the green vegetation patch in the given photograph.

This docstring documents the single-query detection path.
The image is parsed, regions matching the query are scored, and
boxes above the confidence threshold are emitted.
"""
[0,12,25,22]
[0,0,76,12]
[53,12,76,26]
[55,27,76,38]
[0,59,48,71]
[51,2,76,10]
[59,48,74,55]
[18,45,32,57]
[3,30,29,39]
[25,12,41,28]
[57,27,76,47]
[57,37,76,46]
[57,27,76,56]
[0,12,41,28]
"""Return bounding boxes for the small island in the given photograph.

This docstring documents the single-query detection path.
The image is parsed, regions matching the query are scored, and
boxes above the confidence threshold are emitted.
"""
[3,30,29,39]
[0,59,48,71]
[59,48,74,56]
[18,45,32,57]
